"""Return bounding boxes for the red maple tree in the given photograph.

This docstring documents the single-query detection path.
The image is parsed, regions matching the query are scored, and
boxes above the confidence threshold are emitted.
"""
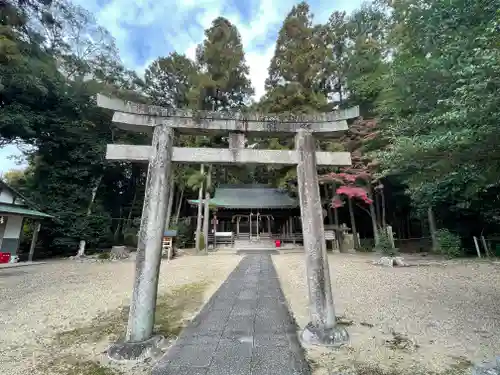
[319,117,383,248]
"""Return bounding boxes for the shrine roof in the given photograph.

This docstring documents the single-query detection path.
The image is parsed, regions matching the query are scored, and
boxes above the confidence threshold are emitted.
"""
[188,184,298,209]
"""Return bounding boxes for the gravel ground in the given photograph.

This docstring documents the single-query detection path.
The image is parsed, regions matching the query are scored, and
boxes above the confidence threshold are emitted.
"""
[0,254,242,375]
[272,253,500,375]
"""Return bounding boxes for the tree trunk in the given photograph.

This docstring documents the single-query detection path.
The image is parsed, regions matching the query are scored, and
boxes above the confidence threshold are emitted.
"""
[87,175,103,216]
[202,165,212,253]
[114,220,122,242]
[381,188,386,228]
[77,240,86,257]
[324,184,334,225]
[123,167,140,232]
[195,164,205,252]
[28,222,41,262]
[427,206,438,252]
[164,179,175,231]
[125,186,138,231]
[348,198,360,250]
[78,174,103,257]
[375,189,382,227]
[173,186,184,225]
[113,206,123,243]
[368,188,379,246]
[407,214,411,238]
[369,202,379,246]
[333,205,345,253]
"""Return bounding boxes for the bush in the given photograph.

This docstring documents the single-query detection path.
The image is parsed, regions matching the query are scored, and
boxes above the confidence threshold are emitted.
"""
[97,251,110,260]
[174,218,194,249]
[199,233,205,251]
[375,228,398,256]
[123,231,138,248]
[435,229,463,258]
[359,238,375,252]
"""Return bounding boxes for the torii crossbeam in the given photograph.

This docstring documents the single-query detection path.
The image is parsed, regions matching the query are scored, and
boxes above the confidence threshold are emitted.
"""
[97,94,356,360]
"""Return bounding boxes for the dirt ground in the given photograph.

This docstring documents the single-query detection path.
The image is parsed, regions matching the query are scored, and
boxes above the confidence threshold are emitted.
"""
[0,253,242,375]
[272,253,500,375]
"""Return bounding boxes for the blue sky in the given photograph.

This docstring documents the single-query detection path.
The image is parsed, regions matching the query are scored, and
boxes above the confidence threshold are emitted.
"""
[0,0,363,174]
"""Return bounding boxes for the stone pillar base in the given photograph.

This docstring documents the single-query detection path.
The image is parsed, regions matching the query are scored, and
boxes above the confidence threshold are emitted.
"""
[107,335,165,362]
[301,322,349,347]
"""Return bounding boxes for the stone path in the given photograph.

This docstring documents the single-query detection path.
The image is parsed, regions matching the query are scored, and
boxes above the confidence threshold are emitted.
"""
[152,254,310,375]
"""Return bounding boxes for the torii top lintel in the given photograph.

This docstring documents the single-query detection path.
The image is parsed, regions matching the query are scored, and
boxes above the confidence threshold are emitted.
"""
[96,94,359,136]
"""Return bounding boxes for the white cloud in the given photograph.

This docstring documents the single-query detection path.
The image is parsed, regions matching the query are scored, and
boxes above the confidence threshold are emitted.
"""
[185,43,198,61]
[77,0,353,100]
[246,45,275,100]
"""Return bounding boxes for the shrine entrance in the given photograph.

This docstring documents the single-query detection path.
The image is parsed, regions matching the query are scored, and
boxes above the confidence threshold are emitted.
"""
[96,94,358,355]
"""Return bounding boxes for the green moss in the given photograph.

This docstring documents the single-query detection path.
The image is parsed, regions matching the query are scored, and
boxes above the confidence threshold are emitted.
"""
[97,252,110,260]
[154,281,208,337]
[39,358,122,375]
[318,359,471,375]
[64,361,121,375]
[55,281,208,347]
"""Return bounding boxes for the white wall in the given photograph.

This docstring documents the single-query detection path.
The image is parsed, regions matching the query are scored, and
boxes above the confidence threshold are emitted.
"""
[0,188,14,204]
[0,215,24,255]
[4,215,23,238]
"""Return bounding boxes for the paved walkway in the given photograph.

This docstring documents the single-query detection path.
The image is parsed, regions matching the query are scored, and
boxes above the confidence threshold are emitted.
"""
[0,261,47,269]
[153,254,310,375]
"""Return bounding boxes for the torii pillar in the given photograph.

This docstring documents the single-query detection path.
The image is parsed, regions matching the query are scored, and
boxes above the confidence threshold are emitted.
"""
[107,123,175,360]
[296,129,348,346]
[97,94,357,359]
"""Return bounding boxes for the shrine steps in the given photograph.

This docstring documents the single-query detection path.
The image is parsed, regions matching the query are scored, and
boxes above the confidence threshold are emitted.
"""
[213,239,304,255]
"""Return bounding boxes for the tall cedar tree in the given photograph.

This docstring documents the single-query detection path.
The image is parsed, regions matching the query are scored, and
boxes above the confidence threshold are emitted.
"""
[257,2,331,189]
[193,17,254,185]
[261,1,327,114]
[194,17,254,111]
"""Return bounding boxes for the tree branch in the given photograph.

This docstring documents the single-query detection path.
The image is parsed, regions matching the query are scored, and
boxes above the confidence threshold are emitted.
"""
[354,201,372,218]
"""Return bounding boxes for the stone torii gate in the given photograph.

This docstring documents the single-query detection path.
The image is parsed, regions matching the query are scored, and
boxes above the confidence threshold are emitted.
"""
[96,94,358,359]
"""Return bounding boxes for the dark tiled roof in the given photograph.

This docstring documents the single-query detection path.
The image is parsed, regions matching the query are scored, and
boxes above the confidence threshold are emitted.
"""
[189,184,298,209]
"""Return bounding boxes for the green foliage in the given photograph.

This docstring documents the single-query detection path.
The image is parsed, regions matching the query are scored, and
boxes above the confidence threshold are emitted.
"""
[342,3,389,114]
[3,0,500,258]
[194,17,254,110]
[374,0,500,229]
[261,2,327,114]
[199,232,205,251]
[123,230,138,248]
[97,251,110,260]
[358,238,375,252]
[375,228,398,256]
[144,52,198,109]
[0,0,146,255]
[186,170,205,191]
[434,229,464,258]
[174,218,194,249]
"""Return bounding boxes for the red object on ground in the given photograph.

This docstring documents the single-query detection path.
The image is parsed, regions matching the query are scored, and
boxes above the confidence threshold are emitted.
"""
[275,240,281,248]
[0,252,11,263]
